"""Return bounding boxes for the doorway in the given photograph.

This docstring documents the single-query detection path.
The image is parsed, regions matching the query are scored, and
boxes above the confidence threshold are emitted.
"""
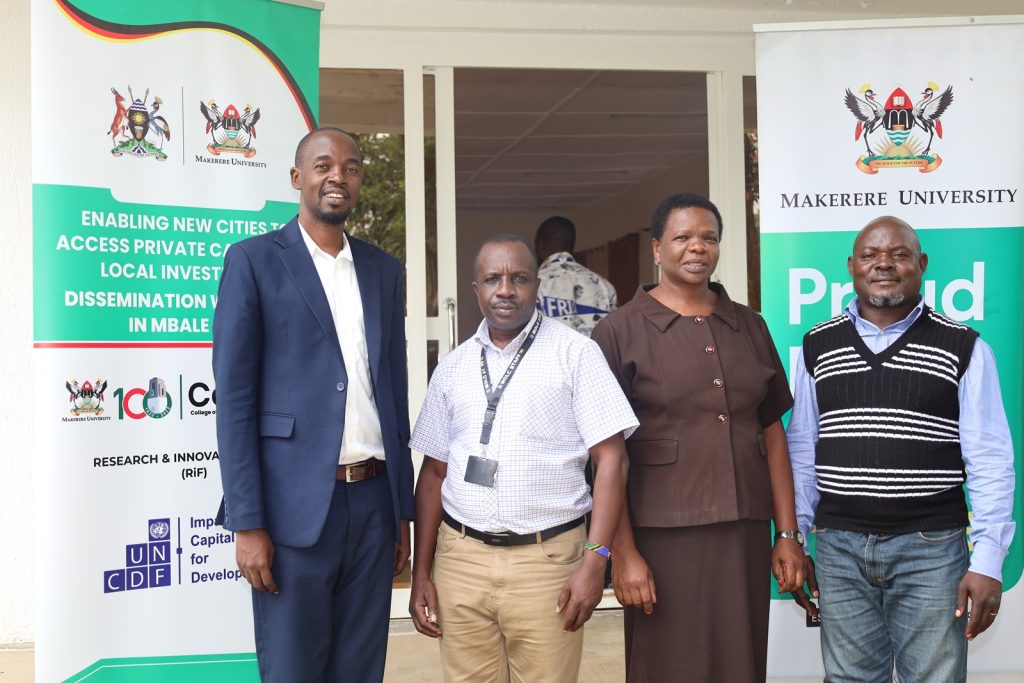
[319,66,713,617]
[452,68,710,339]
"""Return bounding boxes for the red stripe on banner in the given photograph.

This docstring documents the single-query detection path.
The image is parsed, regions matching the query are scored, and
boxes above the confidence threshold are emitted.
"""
[35,342,213,349]
[57,0,159,39]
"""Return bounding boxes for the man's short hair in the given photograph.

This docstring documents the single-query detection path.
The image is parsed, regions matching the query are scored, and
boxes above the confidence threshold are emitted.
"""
[294,126,362,167]
[649,193,724,241]
[535,216,576,252]
[473,234,539,279]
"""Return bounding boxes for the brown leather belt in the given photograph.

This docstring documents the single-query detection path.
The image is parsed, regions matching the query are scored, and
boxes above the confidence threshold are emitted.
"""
[336,459,386,483]
[442,510,585,547]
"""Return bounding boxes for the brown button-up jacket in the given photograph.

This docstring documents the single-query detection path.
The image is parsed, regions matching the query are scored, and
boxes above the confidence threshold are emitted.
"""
[591,283,793,528]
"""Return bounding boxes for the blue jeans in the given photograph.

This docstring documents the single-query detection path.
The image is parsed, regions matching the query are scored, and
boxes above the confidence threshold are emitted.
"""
[816,527,969,683]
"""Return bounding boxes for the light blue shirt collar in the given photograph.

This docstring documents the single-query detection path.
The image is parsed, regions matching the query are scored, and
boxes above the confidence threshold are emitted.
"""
[844,296,925,336]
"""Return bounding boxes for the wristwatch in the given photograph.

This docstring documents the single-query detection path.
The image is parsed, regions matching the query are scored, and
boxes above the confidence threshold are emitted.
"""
[774,529,805,545]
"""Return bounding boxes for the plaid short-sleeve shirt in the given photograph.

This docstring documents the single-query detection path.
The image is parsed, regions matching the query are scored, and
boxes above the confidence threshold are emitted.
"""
[410,310,638,534]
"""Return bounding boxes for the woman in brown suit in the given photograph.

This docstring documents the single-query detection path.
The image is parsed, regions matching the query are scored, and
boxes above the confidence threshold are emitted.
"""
[591,193,805,682]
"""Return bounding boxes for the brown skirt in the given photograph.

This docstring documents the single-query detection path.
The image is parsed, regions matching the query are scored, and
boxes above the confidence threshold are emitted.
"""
[624,520,771,683]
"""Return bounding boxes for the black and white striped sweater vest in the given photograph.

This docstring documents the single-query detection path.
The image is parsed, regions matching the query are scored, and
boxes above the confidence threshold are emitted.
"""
[803,306,978,534]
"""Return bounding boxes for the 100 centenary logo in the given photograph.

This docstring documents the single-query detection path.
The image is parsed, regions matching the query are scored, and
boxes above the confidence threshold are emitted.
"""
[62,375,221,421]
[844,81,953,174]
[65,376,172,421]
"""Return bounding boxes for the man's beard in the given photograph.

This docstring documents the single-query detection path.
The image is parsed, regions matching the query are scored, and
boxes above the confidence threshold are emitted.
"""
[868,292,906,308]
[312,204,352,226]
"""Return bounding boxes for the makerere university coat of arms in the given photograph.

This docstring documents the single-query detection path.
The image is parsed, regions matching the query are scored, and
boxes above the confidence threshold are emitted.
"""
[199,100,261,157]
[66,378,107,416]
[844,81,953,174]
[107,86,170,161]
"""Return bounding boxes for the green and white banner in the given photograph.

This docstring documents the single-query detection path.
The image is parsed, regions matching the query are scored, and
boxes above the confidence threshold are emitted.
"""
[31,1,320,680]
[757,18,1023,673]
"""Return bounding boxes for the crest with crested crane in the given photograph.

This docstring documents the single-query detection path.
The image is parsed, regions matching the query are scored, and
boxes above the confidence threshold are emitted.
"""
[199,98,261,158]
[844,81,953,174]
[108,85,170,161]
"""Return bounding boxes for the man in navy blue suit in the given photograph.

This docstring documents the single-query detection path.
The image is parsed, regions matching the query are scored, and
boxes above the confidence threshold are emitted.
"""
[213,127,414,682]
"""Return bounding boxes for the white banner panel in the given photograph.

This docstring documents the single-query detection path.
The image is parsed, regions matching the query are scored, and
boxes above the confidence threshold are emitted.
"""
[31,1,321,680]
[757,16,1023,676]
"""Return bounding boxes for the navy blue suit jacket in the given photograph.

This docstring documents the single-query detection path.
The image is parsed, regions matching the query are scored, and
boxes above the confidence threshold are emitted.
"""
[213,218,414,547]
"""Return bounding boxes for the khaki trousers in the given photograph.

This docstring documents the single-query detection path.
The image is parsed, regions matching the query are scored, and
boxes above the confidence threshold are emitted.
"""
[432,521,586,683]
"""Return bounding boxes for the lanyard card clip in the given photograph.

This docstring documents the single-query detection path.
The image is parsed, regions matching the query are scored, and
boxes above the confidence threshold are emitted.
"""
[480,407,497,445]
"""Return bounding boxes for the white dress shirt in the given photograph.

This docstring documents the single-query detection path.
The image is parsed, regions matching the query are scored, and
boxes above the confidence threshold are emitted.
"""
[410,310,639,534]
[299,224,385,465]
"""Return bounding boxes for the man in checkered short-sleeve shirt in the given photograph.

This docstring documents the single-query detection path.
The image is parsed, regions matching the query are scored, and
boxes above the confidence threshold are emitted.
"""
[408,234,638,683]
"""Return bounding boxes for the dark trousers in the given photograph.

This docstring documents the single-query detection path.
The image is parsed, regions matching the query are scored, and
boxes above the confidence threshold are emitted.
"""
[252,475,395,682]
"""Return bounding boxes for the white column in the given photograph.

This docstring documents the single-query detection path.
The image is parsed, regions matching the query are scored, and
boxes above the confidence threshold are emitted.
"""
[706,70,749,305]
[403,66,428,419]
[432,67,459,356]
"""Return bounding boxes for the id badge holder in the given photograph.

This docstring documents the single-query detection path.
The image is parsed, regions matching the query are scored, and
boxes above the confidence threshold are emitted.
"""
[464,454,498,487]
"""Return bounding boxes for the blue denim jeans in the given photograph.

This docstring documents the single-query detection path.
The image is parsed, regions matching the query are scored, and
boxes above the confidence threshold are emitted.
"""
[816,527,969,683]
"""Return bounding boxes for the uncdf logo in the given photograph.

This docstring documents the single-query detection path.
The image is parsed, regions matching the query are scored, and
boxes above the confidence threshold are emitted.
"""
[103,518,174,593]
[113,376,174,420]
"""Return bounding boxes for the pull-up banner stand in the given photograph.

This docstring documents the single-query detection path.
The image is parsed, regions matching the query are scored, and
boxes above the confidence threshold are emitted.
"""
[757,16,1023,676]
[31,1,321,680]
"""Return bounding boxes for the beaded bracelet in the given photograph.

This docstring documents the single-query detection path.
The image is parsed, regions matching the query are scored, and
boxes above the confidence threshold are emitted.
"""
[584,541,611,559]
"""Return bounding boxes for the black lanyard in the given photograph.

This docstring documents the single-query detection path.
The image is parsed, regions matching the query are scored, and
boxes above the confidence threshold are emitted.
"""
[478,314,543,448]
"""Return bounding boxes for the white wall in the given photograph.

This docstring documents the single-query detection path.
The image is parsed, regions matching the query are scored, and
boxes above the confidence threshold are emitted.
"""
[0,0,35,646]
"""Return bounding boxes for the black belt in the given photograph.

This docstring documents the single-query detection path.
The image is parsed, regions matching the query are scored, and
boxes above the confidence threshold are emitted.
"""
[442,510,584,547]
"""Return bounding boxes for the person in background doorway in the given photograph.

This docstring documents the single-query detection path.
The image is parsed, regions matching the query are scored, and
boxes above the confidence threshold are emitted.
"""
[534,215,618,337]
[535,215,621,588]
[591,192,805,682]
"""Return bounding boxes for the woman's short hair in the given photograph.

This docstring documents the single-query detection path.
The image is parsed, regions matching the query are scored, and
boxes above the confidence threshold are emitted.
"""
[649,193,724,241]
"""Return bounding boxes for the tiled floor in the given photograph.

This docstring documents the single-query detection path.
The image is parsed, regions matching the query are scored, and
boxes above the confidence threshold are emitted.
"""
[3,611,1023,682]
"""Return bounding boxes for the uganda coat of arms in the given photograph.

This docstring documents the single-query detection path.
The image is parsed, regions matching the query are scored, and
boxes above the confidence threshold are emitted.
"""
[107,86,170,161]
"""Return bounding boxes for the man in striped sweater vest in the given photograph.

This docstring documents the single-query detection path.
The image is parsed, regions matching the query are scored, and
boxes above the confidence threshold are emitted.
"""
[787,216,1015,682]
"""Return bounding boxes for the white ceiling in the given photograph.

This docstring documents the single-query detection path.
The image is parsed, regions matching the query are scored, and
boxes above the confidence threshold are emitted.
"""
[453,69,711,212]
[321,68,743,213]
